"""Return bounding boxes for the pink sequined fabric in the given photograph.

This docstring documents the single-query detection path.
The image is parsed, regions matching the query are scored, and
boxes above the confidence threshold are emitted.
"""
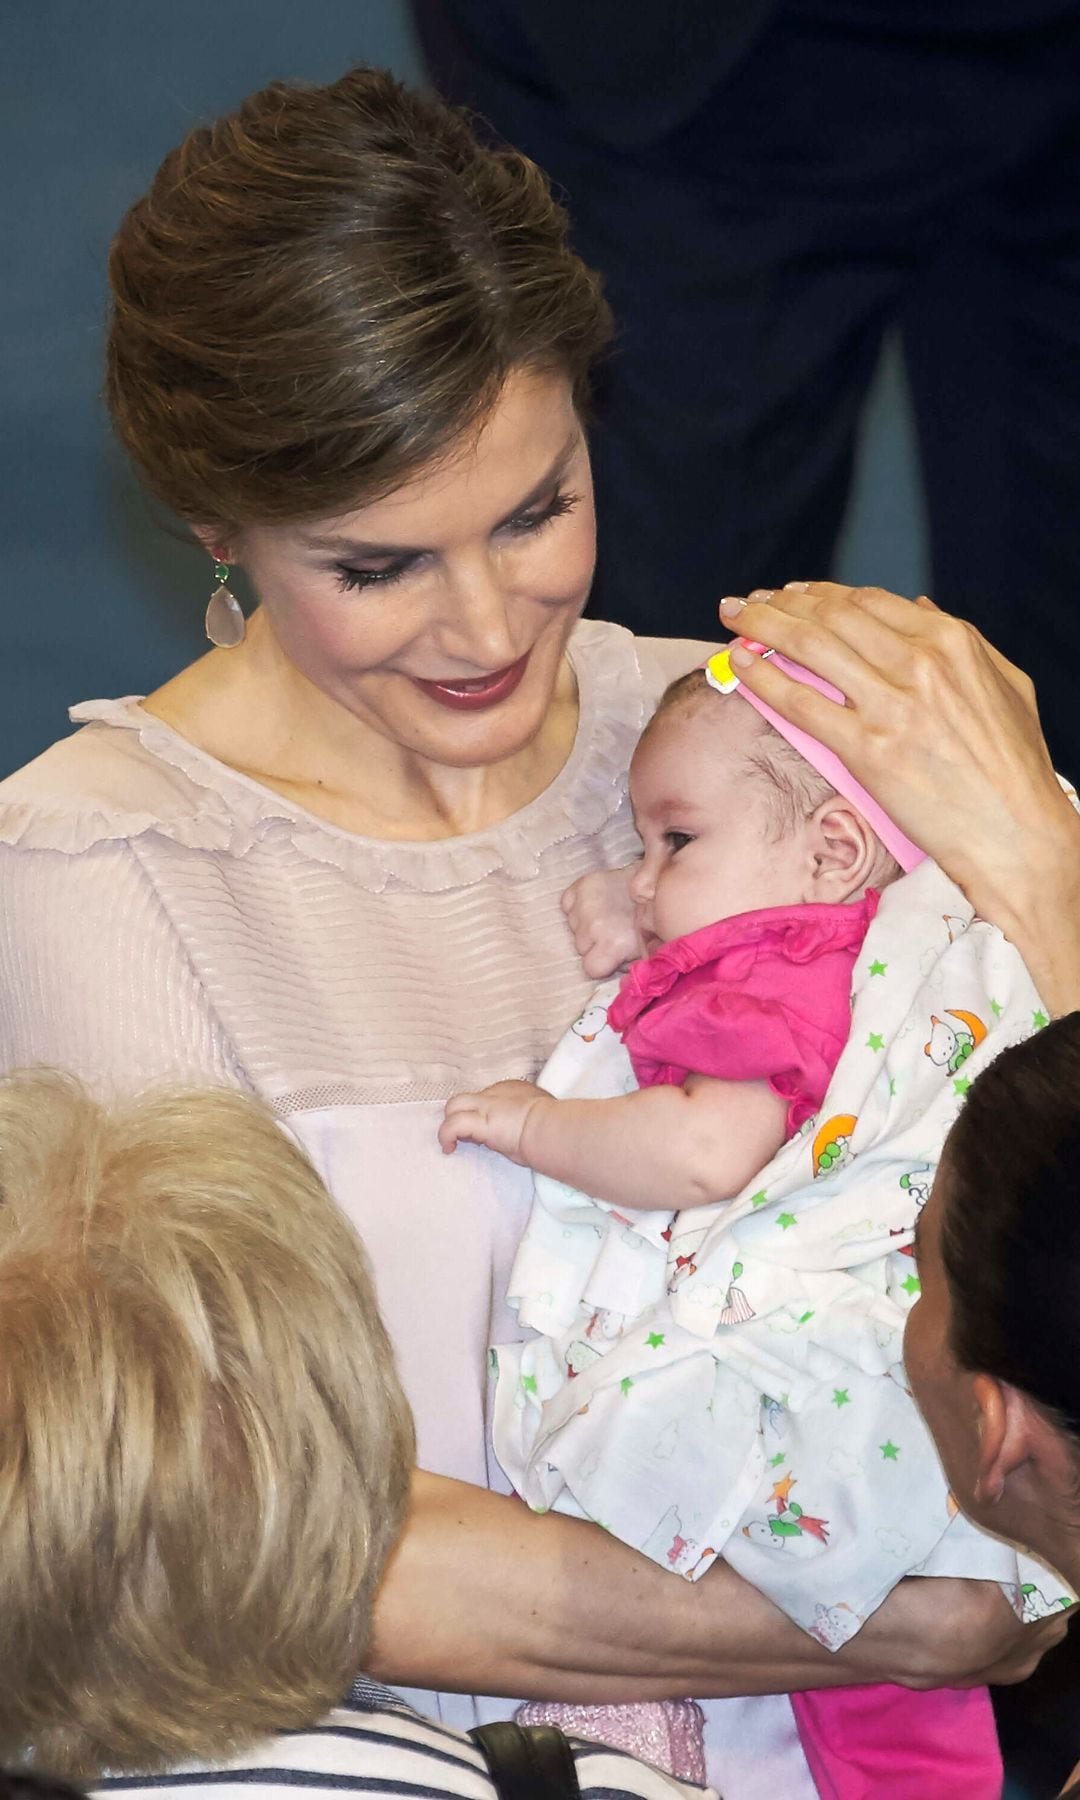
[514,1700,707,1783]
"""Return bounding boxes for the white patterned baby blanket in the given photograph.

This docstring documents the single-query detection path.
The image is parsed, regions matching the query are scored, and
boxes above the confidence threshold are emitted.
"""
[492,861,1072,1645]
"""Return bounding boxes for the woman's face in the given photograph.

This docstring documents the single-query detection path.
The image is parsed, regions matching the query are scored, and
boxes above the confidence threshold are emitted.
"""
[231,367,596,769]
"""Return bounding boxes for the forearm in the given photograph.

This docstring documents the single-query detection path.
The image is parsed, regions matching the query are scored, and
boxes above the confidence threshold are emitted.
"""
[367,1472,1012,1700]
[521,1082,782,1211]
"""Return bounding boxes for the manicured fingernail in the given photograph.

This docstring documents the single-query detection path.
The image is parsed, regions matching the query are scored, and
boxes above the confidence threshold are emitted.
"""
[720,595,746,614]
[784,580,810,592]
[730,643,755,669]
[748,588,775,602]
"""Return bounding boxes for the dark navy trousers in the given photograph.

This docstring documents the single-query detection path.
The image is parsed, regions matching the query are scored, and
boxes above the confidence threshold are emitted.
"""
[416,0,1080,777]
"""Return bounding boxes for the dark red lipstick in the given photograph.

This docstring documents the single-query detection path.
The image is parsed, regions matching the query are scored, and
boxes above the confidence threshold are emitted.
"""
[410,652,530,711]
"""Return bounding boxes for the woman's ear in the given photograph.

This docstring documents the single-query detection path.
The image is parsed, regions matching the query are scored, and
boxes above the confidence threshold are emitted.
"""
[803,800,880,904]
[190,524,234,561]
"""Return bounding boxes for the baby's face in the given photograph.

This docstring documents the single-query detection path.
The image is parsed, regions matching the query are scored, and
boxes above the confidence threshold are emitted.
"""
[628,699,812,948]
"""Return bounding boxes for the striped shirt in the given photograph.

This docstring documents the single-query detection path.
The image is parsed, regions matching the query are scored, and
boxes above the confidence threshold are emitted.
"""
[91,1681,717,1800]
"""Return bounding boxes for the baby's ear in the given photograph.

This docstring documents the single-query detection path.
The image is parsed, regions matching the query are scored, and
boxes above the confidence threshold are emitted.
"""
[803,801,880,904]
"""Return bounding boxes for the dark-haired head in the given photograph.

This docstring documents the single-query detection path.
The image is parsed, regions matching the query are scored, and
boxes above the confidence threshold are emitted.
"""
[105,65,612,532]
[905,1013,1080,1586]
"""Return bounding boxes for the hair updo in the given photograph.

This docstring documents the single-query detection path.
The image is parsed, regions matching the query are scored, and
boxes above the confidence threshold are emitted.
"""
[942,1011,1080,1442]
[105,66,612,529]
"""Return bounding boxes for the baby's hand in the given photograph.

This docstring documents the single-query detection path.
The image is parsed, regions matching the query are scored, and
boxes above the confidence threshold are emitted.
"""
[439,1080,549,1163]
[561,865,645,979]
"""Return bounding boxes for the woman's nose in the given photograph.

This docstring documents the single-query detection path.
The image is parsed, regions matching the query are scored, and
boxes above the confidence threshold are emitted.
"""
[439,559,518,670]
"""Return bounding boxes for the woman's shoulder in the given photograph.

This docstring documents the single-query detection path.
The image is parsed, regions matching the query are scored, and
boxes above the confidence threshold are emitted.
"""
[574,618,718,708]
[91,1681,712,1800]
[0,698,260,861]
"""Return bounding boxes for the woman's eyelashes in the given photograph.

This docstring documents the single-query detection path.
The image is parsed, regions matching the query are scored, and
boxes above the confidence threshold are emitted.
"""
[665,830,694,852]
[335,555,417,593]
[503,488,581,537]
[333,490,581,592]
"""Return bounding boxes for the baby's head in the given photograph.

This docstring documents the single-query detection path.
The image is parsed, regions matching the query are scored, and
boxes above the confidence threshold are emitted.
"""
[0,1073,414,1779]
[628,668,903,945]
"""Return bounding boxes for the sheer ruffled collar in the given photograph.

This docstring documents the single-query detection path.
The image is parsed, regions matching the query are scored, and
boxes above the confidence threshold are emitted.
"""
[0,621,647,894]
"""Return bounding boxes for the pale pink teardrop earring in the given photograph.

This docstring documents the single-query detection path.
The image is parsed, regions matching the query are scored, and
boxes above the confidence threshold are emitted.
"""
[204,554,245,648]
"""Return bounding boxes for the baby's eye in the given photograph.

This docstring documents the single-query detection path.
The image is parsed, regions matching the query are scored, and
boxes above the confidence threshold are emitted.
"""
[665,831,694,853]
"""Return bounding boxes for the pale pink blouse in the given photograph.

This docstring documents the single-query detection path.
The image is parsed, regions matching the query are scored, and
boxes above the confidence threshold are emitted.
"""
[0,620,812,1800]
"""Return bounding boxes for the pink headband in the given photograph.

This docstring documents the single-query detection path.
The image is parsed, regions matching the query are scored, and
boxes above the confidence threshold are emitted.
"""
[704,644,926,872]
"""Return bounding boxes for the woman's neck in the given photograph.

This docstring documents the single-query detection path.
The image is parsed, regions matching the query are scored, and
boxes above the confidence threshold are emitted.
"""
[141,613,581,842]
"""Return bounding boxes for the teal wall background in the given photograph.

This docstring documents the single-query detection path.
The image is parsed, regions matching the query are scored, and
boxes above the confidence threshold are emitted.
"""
[1,2,927,777]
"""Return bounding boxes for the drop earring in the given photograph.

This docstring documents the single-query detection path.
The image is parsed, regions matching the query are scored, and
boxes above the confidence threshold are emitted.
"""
[204,554,245,648]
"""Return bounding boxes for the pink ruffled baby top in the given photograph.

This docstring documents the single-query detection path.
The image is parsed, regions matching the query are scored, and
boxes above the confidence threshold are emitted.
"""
[607,890,880,1133]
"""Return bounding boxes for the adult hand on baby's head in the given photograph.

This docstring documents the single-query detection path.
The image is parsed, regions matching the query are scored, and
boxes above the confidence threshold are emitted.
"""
[561,865,645,979]
[719,582,1080,1011]
[439,1080,549,1164]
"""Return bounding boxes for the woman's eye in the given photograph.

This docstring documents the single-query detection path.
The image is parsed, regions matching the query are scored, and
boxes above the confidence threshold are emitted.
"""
[503,489,581,537]
[666,831,694,852]
[335,558,415,593]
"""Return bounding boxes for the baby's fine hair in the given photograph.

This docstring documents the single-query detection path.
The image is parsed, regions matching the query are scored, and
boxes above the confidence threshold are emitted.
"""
[0,1073,414,1779]
[652,669,902,885]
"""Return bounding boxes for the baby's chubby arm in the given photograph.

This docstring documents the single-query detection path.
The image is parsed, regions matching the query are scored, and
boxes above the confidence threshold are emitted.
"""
[439,1075,788,1211]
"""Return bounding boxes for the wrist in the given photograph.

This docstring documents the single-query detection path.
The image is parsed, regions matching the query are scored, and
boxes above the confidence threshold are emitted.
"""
[518,1090,554,1167]
[968,800,1080,1015]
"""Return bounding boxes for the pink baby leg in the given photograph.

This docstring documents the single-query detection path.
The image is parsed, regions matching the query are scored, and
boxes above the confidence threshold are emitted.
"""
[791,1682,1001,1799]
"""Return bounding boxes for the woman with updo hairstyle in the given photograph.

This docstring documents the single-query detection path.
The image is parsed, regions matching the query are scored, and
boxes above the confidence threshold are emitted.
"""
[105,71,610,529]
[1,64,1078,1798]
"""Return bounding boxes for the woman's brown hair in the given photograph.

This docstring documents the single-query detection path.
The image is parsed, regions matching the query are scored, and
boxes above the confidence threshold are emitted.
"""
[105,66,612,529]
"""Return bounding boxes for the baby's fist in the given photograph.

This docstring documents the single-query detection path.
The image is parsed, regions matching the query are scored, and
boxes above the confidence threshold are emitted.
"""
[439,1079,548,1164]
[561,864,644,979]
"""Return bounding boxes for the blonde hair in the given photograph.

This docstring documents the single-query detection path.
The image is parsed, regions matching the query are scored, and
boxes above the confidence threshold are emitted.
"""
[0,1073,415,1779]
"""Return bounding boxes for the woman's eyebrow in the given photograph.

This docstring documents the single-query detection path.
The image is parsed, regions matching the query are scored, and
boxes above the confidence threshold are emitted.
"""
[496,432,579,523]
[296,432,581,559]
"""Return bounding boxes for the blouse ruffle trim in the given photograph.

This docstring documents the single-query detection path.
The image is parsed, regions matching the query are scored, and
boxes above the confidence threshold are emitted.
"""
[0,621,647,894]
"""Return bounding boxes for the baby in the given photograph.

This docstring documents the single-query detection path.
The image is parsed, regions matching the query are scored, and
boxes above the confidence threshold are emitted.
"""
[441,650,907,1216]
[442,647,1063,1797]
